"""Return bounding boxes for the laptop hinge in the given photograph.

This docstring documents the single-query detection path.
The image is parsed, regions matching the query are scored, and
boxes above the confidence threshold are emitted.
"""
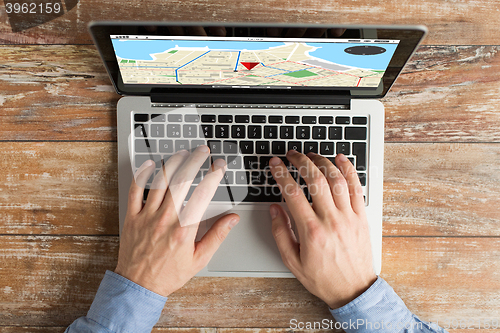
[150,90,351,107]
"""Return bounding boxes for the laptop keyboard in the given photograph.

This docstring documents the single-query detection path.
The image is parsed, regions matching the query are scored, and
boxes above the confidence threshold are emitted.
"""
[133,109,368,204]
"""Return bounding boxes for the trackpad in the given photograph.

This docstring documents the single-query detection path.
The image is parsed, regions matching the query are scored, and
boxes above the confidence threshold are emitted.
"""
[206,208,290,272]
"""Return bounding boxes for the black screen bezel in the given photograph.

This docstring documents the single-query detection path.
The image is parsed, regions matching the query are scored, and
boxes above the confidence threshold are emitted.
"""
[88,22,426,100]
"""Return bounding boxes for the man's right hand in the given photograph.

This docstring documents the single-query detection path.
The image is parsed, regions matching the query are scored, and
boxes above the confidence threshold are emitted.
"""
[269,150,377,309]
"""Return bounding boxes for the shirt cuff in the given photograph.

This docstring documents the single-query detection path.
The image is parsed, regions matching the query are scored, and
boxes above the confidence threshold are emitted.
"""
[87,270,168,333]
[329,276,414,333]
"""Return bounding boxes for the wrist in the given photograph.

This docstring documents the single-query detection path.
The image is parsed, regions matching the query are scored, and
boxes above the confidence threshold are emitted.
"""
[326,274,378,309]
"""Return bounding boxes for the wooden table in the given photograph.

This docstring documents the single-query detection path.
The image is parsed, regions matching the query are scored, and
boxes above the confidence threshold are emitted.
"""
[1,1,500,332]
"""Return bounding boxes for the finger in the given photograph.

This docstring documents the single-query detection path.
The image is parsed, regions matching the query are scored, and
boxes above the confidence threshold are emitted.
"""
[285,150,336,216]
[307,152,351,211]
[144,149,190,211]
[161,145,212,219]
[178,157,226,228]
[335,154,365,214]
[194,213,240,268]
[269,154,315,236]
[128,160,155,216]
[270,204,301,273]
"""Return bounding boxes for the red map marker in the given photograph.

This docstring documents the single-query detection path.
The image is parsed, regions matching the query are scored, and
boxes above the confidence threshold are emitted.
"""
[241,62,260,70]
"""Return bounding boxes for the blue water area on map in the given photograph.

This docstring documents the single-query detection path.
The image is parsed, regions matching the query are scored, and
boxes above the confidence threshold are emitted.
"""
[111,39,398,70]
[307,42,398,71]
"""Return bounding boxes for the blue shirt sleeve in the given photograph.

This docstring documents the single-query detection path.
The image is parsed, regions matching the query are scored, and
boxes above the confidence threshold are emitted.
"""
[65,270,167,333]
[329,276,448,333]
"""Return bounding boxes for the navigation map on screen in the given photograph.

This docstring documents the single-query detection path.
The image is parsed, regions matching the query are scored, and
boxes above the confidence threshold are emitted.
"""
[111,36,399,88]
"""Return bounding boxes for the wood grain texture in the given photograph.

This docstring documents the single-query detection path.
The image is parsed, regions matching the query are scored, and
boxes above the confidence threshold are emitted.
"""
[1,236,499,328]
[1,0,500,45]
[1,45,500,142]
[1,142,499,236]
[0,327,217,332]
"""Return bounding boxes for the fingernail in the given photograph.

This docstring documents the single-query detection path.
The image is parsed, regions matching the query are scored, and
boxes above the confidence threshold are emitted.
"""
[269,156,281,166]
[287,149,298,156]
[270,205,279,219]
[338,154,348,162]
[197,145,209,153]
[177,149,190,156]
[228,216,239,228]
[306,152,317,158]
[213,158,226,168]
[143,160,154,167]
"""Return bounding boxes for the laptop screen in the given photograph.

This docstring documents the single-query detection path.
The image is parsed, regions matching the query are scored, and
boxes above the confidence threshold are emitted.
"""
[89,23,426,99]
[110,35,399,90]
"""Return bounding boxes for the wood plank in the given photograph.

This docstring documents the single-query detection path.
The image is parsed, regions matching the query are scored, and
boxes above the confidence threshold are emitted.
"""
[1,45,500,142]
[1,142,499,236]
[0,236,499,328]
[0,327,216,333]
[1,0,500,45]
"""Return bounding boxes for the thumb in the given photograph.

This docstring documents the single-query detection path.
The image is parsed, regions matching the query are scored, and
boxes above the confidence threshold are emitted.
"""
[194,213,239,267]
[270,204,300,270]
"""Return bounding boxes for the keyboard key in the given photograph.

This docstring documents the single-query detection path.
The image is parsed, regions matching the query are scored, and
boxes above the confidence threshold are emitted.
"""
[223,141,238,154]
[279,156,289,166]
[328,126,342,140]
[239,141,254,154]
[221,171,234,184]
[236,171,250,184]
[151,114,166,122]
[135,154,162,168]
[166,124,181,138]
[303,142,318,154]
[231,125,246,139]
[326,157,336,166]
[201,115,216,122]
[135,139,156,153]
[353,116,368,125]
[201,156,210,169]
[191,140,206,149]
[269,115,283,123]
[201,124,213,138]
[302,116,316,124]
[264,125,278,139]
[211,155,225,164]
[213,186,250,202]
[244,156,259,170]
[280,126,293,139]
[143,188,150,201]
[256,141,270,154]
[185,114,200,122]
[358,173,366,186]
[134,114,148,122]
[348,157,355,166]
[336,116,350,124]
[337,142,350,155]
[208,140,222,154]
[252,115,266,123]
[288,141,302,153]
[192,171,202,184]
[296,126,310,139]
[168,114,182,122]
[227,155,242,169]
[248,125,262,139]
[260,156,272,170]
[272,141,286,155]
[159,140,173,153]
[285,116,300,124]
[215,125,229,138]
[150,124,164,138]
[266,171,277,185]
[175,140,189,151]
[235,115,249,123]
[251,171,266,185]
[134,124,148,137]
[218,115,233,123]
[183,124,197,138]
[353,142,367,171]
[312,126,327,139]
[319,116,333,124]
[345,127,367,140]
[320,142,334,155]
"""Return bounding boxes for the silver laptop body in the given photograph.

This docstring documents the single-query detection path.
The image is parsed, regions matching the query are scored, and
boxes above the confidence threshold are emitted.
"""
[90,22,427,278]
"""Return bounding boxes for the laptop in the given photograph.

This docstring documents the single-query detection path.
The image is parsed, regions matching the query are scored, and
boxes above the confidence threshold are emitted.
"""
[89,22,426,277]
